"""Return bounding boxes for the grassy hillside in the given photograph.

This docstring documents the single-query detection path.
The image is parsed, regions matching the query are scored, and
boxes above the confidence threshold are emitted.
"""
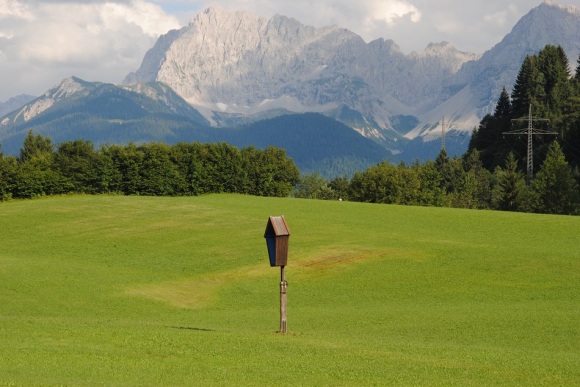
[0,195,578,385]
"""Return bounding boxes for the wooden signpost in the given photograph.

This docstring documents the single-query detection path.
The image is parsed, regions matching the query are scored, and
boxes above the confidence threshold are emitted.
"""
[264,216,290,333]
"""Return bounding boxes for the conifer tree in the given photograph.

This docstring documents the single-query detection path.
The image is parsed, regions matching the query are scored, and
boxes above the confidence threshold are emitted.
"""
[575,53,580,83]
[18,131,54,164]
[532,141,579,214]
[511,55,534,116]
[494,87,512,119]
[491,152,527,211]
[537,45,572,117]
[558,53,580,168]
[463,149,491,208]
[435,148,449,168]
[468,88,514,171]
[511,55,544,118]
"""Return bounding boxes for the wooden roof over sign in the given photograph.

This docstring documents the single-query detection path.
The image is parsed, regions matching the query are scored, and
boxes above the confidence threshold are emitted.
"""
[265,216,290,237]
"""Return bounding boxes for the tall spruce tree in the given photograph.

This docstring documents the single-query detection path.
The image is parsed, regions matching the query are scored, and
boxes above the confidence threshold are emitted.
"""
[537,45,571,118]
[463,149,491,208]
[532,141,579,214]
[560,54,580,168]
[511,55,539,117]
[491,152,527,211]
[561,94,580,169]
[575,53,580,82]
[468,88,514,171]
[494,87,513,118]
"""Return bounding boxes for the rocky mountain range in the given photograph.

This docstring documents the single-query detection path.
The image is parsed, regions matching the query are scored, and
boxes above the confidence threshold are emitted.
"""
[0,95,35,119]
[122,6,480,145]
[1,1,579,172]
[0,77,390,177]
[123,2,579,146]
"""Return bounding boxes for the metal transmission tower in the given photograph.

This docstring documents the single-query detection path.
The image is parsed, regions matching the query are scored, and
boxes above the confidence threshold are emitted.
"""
[424,116,464,154]
[503,104,556,185]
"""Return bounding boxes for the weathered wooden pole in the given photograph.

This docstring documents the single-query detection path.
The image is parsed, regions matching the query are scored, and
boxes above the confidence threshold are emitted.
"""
[280,265,287,333]
[264,215,290,333]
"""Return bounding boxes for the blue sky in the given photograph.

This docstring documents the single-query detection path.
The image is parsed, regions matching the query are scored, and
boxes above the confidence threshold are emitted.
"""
[1,0,579,102]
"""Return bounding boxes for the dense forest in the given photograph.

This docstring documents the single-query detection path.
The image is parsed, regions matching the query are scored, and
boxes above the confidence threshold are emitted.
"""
[468,45,580,172]
[0,135,300,199]
[1,45,578,215]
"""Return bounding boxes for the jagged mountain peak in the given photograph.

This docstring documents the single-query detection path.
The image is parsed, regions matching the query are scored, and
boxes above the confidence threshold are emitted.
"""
[193,4,265,24]
[368,38,403,54]
[423,41,461,55]
[522,1,579,21]
[541,0,579,14]
[126,7,383,125]
[426,41,453,49]
[124,5,476,144]
[508,0,580,46]
[46,76,92,99]
[192,5,344,40]
[411,41,480,72]
[1,76,94,125]
[188,5,268,38]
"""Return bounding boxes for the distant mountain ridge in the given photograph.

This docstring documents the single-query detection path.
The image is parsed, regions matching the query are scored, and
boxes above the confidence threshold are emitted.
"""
[123,2,580,149]
[0,77,388,177]
[0,77,210,154]
[1,1,579,171]
[0,95,36,119]
[123,6,480,147]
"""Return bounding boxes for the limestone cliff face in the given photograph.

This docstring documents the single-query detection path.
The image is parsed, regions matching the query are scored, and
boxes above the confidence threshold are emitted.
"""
[123,6,478,143]
[114,2,580,146]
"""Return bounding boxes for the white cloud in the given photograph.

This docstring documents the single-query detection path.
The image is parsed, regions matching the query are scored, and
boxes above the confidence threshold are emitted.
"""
[0,0,180,101]
[12,1,178,63]
[484,4,519,28]
[101,0,179,36]
[2,0,580,102]
[370,0,421,25]
[0,0,35,20]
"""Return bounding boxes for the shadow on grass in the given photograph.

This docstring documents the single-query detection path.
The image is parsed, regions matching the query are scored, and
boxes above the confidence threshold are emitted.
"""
[169,326,215,332]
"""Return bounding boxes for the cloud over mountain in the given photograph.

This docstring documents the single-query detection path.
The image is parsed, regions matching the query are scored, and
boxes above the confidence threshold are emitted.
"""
[0,0,180,100]
[3,0,580,103]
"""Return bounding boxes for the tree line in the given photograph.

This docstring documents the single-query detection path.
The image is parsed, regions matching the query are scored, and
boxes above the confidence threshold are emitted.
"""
[1,45,578,215]
[0,133,300,199]
[295,142,579,215]
[3,130,576,215]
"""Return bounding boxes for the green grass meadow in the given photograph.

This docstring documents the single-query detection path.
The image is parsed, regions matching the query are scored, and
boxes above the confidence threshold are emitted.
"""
[0,194,579,385]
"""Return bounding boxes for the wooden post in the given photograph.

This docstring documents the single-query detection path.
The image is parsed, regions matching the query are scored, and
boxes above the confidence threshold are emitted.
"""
[280,265,287,333]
